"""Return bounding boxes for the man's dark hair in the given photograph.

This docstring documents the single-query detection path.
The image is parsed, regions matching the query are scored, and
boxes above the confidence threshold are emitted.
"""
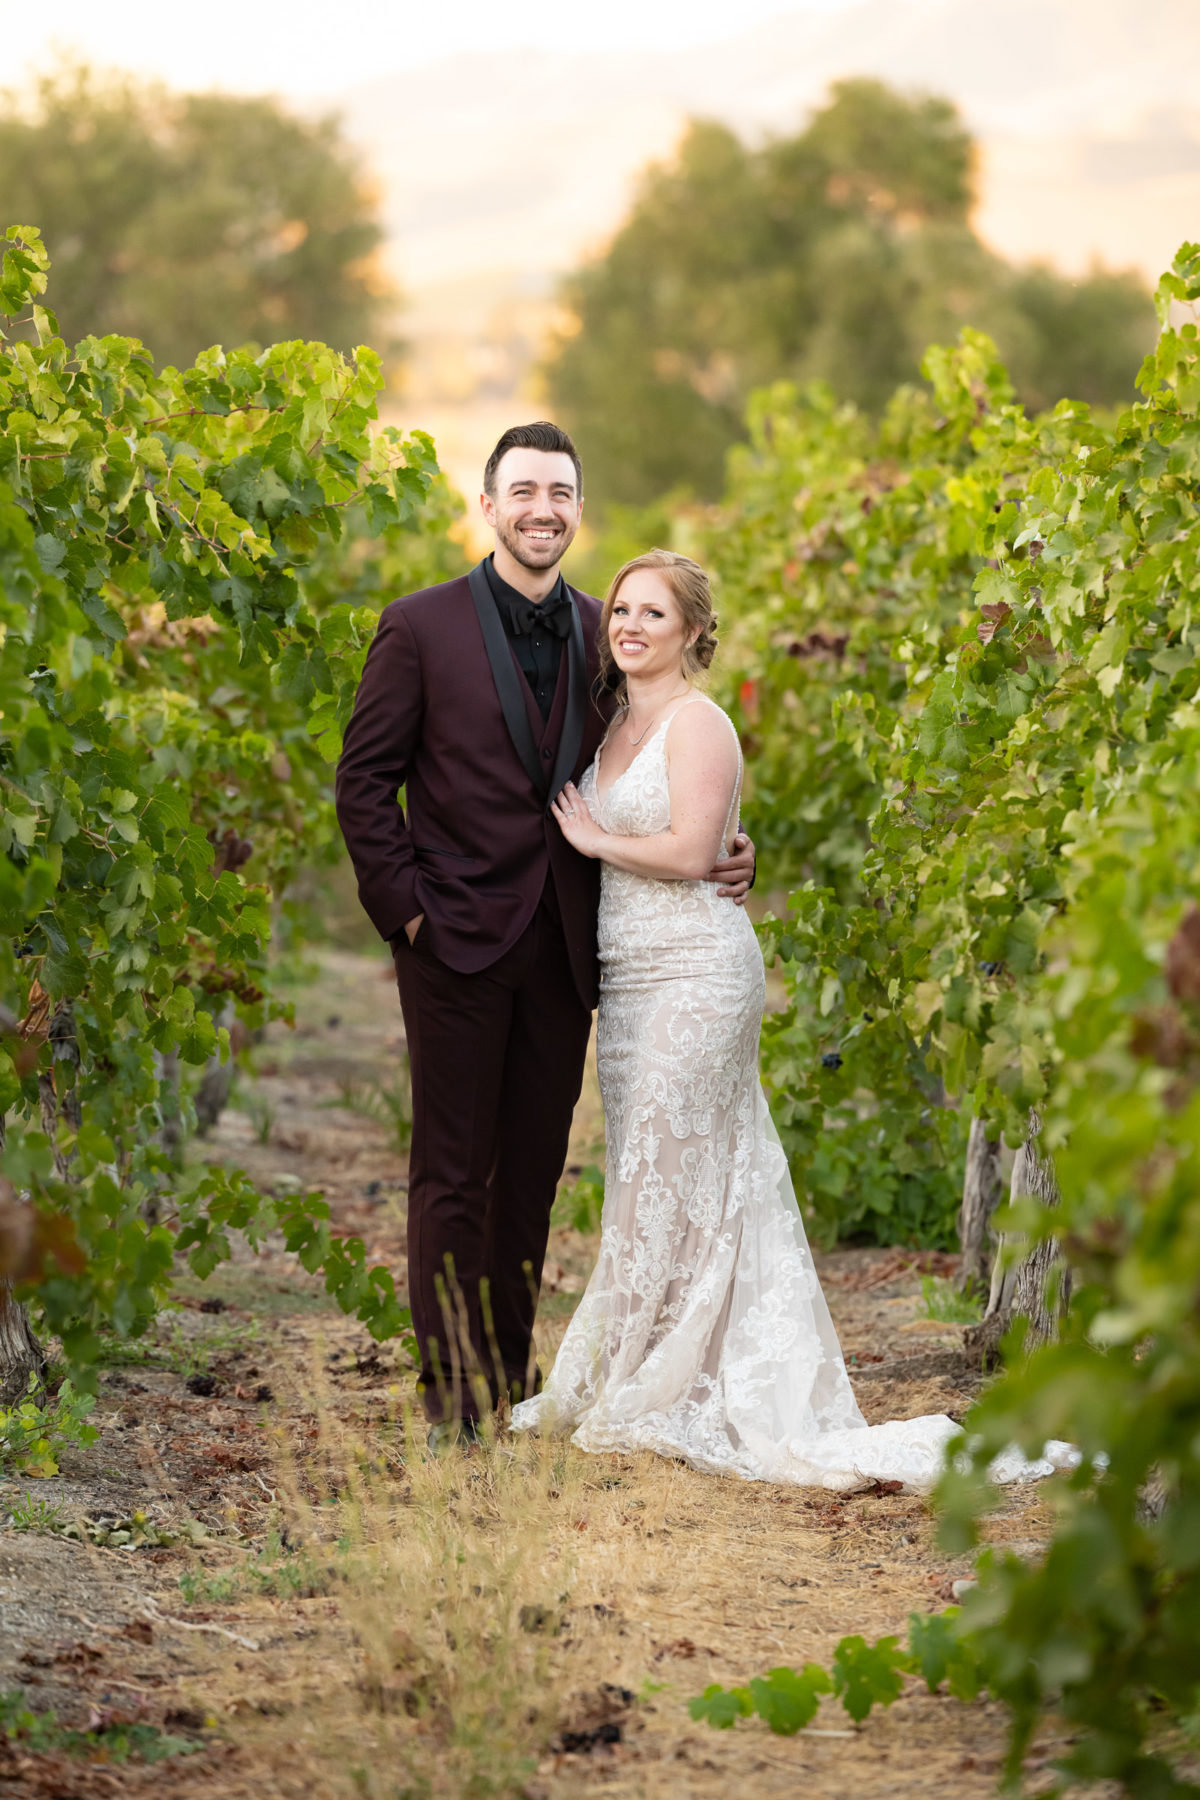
[483,421,583,500]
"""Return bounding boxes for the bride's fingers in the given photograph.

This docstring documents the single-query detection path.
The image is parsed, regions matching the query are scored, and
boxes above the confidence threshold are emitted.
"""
[554,785,587,823]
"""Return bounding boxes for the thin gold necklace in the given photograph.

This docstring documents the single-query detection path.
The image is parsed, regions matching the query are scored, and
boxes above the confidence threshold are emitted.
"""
[626,687,690,747]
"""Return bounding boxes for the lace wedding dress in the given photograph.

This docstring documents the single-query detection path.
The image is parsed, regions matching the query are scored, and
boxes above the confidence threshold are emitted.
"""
[512,698,1073,1491]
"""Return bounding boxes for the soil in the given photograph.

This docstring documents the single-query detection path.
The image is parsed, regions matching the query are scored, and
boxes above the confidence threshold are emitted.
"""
[0,947,1088,1799]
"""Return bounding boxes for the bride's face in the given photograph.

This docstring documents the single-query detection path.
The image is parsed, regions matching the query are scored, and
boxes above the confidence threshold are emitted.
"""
[608,570,693,681]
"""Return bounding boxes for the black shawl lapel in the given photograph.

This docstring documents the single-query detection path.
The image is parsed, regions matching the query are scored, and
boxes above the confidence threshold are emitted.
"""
[468,560,545,796]
[546,588,587,806]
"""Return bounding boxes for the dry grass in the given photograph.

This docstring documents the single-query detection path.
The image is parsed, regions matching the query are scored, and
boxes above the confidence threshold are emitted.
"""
[270,1395,602,1798]
[168,1354,1071,1800]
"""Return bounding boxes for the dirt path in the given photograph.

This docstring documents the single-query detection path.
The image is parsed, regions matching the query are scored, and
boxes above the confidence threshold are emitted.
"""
[0,947,1070,1798]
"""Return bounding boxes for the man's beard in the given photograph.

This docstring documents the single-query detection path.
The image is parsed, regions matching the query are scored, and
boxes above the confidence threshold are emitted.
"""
[496,514,578,571]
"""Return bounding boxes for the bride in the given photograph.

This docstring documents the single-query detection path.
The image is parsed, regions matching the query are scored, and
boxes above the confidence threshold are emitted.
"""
[511,549,1071,1491]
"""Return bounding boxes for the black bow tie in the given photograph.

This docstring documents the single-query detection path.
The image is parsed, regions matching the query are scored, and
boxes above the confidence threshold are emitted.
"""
[509,589,573,640]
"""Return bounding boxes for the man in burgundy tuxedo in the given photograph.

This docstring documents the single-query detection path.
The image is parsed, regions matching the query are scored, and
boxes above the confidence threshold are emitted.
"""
[335,422,754,1441]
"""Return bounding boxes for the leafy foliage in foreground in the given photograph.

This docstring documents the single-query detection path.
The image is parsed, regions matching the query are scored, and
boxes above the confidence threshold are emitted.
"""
[0,1375,95,1475]
[690,1608,983,1735]
[0,1688,201,1763]
[0,225,460,1375]
[690,1662,832,1733]
[550,1163,606,1235]
[697,244,1200,1791]
[693,1592,1200,1796]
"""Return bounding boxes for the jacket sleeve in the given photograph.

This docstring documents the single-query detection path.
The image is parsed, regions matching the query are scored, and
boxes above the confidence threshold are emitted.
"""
[334,604,425,941]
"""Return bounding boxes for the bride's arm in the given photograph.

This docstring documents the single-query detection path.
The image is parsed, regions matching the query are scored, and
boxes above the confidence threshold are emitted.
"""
[552,705,740,881]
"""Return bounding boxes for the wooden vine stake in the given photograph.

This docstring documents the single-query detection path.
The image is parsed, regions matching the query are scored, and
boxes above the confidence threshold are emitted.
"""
[956,1116,1004,1295]
[966,1110,1070,1367]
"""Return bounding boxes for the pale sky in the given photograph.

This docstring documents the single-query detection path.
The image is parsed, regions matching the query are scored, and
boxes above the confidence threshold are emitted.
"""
[0,0,855,99]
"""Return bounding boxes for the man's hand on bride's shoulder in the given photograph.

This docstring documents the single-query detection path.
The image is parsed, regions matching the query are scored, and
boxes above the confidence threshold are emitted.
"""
[706,830,756,904]
[551,783,606,858]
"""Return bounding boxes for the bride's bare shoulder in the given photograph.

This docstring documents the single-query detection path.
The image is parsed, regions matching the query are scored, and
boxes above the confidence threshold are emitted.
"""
[664,696,740,767]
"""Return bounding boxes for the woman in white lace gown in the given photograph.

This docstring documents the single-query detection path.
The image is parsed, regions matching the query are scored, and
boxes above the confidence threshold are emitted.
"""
[511,550,1071,1492]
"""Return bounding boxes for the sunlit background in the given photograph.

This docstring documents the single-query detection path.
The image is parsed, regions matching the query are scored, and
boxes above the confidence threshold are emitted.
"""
[3,0,1197,545]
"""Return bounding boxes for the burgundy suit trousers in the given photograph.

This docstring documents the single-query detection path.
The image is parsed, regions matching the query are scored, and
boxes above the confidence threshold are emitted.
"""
[394,889,592,1422]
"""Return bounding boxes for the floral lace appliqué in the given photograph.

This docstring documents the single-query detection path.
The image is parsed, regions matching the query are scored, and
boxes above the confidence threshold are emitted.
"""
[512,702,1076,1491]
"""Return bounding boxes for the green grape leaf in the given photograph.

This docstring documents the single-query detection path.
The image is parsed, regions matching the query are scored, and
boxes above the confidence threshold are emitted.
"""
[831,1635,910,1721]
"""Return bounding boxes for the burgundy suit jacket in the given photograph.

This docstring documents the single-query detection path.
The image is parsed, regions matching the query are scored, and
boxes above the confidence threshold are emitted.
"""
[335,562,613,1008]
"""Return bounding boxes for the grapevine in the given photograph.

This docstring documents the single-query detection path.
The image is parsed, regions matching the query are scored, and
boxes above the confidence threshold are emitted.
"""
[0,224,459,1377]
[698,243,1200,1790]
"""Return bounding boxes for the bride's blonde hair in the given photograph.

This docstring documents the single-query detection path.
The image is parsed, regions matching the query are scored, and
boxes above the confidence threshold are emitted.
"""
[597,549,719,706]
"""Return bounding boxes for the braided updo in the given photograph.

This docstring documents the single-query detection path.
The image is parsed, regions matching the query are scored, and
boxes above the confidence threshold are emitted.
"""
[597,549,719,704]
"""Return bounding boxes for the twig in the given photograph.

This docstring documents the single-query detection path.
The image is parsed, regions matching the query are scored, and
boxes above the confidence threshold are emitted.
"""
[140,1596,259,1650]
[59,1610,109,1634]
[142,403,272,428]
[305,387,352,460]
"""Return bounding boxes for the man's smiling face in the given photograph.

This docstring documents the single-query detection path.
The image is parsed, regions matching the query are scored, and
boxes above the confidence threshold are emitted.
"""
[482,447,583,573]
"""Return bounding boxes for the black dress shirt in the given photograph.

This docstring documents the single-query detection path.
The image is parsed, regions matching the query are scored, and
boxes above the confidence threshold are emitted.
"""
[483,554,571,723]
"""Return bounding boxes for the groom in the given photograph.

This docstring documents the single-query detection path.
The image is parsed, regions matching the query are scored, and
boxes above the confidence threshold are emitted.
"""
[335,421,755,1440]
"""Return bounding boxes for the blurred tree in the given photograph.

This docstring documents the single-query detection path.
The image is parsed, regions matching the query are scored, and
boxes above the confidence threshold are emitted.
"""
[1004,262,1158,412]
[0,62,395,368]
[544,79,1156,508]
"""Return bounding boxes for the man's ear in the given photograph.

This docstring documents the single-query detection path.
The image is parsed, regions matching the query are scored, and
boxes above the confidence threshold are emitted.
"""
[480,489,496,525]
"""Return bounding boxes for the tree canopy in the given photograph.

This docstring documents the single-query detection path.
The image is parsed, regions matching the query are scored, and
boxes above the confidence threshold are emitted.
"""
[0,62,394,370]
[544,79,1156,510]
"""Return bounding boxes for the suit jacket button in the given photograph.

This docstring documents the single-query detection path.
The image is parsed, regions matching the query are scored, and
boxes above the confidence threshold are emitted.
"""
[542,747,552,760]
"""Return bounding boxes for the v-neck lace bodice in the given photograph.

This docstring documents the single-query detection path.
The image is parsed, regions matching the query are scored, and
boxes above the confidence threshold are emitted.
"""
[587,693,741,862]
[592,696,709,808]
